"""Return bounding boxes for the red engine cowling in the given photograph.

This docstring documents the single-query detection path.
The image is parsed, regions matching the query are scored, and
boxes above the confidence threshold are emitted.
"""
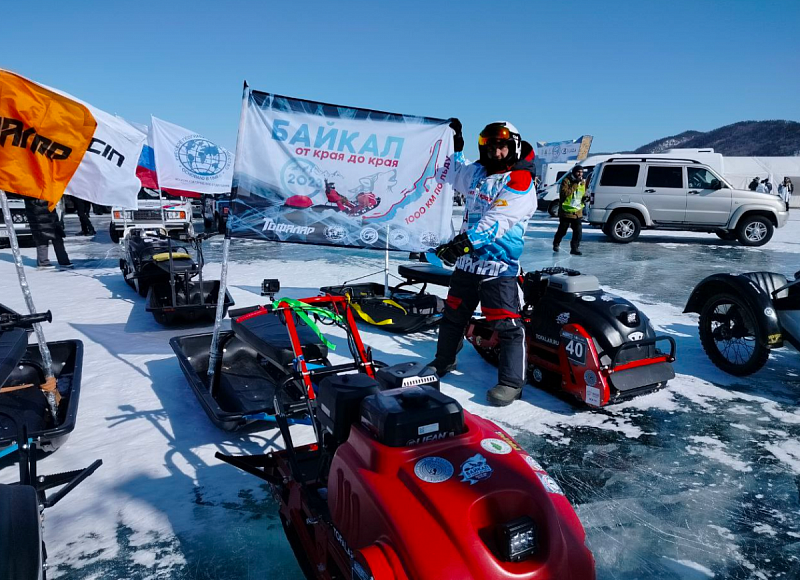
[328,411,596,579]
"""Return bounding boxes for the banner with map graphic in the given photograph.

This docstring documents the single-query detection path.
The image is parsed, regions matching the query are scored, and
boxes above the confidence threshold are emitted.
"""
[228,87,455,252]
[150,116,234,195]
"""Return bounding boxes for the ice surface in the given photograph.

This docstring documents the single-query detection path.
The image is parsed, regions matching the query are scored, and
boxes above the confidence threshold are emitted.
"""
[1,212,798,579]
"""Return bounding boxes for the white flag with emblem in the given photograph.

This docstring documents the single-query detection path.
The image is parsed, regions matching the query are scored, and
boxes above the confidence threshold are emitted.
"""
[150,116,234,194]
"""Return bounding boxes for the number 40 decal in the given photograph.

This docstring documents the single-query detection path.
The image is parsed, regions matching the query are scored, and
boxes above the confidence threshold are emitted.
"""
[561,331,588,365]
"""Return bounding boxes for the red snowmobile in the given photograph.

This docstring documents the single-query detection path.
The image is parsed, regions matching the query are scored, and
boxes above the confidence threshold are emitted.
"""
[465,267,676,407]
[215,291,595,579]
[325,180,380,216]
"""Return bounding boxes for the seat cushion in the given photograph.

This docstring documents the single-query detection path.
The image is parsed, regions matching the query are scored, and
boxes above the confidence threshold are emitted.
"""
[397,263,452,287]
[232,311,328,367]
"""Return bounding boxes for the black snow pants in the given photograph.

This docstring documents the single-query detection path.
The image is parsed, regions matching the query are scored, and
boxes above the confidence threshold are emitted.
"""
[72,197,95,235]
[553,216,582,251]
[433,268,526,388]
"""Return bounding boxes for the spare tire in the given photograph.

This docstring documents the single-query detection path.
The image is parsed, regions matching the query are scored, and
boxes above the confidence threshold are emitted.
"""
[0,484,43,580]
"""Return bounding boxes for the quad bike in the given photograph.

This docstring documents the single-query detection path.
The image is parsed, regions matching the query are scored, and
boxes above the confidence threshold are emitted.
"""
[466,267,676,407]
[211,288,595,578]
[119,227,234,325]
[685,269,800,376]
[0,306,83,453]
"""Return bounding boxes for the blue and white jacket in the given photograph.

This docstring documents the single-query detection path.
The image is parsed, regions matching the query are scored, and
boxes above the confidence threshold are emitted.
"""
[449,152,537,277]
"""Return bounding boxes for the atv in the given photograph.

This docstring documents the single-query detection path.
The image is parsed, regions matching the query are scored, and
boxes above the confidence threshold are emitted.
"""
[212,290,596,579]
[685,269,800,375]
[466,267,676,407]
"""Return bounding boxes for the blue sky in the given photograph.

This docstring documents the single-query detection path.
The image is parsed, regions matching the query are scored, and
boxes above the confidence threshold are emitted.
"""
[5,0,799,156]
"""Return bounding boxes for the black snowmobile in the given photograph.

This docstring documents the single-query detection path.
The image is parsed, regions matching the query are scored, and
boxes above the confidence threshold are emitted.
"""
[0,410,101,580]
[319,262,445,333]
[685,268,800,376]
[119,227,234,325]
[0,305,83,454]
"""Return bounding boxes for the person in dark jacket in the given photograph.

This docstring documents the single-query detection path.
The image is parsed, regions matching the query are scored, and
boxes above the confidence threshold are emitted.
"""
[552,165,589,255]
[24,198,72,269]
[69,195,96,236]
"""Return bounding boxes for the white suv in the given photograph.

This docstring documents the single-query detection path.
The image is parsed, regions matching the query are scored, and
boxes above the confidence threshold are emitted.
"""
[587,157,789,246]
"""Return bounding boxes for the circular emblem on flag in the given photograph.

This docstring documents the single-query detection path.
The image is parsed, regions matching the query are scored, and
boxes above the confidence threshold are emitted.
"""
[281,158,323,197]
[324,225,347,242]
[414,457,454,483]
[389,228,410,248]
[176,138,229,177]
[360,227,379,245]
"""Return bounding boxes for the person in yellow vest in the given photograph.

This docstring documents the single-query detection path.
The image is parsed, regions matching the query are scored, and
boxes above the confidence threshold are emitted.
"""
[553,165,589,255]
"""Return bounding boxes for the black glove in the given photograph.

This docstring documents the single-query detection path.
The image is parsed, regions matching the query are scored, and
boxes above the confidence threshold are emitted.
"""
[449,118,464,153]
[435,232,472,266]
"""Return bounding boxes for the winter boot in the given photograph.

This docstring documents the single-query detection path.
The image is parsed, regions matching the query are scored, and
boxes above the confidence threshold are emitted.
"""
[486,383,523,406]
[552,245,560,252]
[427,359,457,378]
[570,248,582,256]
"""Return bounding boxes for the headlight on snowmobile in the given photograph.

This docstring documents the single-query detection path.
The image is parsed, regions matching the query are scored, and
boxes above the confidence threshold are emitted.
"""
[497,516,537,562]
[166,210,186,220]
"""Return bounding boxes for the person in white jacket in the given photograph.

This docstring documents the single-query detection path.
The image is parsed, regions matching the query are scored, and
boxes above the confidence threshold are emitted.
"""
[778,177,793,210]
[430,120,537,406]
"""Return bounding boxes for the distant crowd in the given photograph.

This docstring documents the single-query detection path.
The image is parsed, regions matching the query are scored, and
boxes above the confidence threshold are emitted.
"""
[749,176,794,209]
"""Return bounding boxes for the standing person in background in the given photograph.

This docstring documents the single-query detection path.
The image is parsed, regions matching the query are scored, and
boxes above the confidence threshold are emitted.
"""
[749,177,760,191]
[763,177,774,194]
[24,198,73,269]
[778,177,793,210]
[553,165,589,255]
[756,180,768,194]
[69,195,96,236]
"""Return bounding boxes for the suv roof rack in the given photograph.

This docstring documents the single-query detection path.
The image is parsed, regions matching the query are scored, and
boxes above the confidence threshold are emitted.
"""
[606,157,701,164]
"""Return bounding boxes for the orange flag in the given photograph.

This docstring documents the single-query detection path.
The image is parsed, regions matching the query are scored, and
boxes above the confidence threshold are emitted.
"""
[0,70,96,209]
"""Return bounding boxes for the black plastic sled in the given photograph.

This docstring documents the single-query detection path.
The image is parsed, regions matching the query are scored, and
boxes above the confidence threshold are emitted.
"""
[170,298,332,431]
[319,263,452,334]
[120,228,234,326]
[0,305,83,455]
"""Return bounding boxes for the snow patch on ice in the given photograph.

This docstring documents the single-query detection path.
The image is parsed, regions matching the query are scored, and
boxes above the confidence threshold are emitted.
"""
[762,440,800,474]
[686,436,752,472]
[661,557,715,578]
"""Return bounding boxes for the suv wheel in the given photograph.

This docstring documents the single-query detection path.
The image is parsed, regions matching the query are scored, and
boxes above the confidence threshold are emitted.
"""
[606,213,641,243]
[547,200,559,218]
[109,224,120,244]
[736,216,773,247]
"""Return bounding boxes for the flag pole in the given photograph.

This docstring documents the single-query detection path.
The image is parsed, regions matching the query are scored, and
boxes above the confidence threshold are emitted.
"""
[0,190,58,417]
[384,224,390,296]
[206,208,231,392]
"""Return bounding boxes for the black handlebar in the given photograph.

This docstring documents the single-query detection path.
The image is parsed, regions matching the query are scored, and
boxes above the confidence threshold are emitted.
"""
[0,310,52,331]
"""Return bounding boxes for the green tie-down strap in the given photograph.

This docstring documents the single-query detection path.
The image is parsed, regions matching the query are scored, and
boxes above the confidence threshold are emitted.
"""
[275,297,344,351]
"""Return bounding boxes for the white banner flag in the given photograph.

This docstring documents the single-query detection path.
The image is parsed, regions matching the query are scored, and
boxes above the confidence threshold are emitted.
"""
[228,88,454,252]
[150,116,233,194]
[33,79,147,209]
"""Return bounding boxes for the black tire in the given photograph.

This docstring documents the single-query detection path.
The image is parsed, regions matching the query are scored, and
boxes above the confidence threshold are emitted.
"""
[109,224,120,244]
[547,200,560,218]
[216,214,227,234]
[715,231,736,241]
[698,292,770,376]
[135,278,149,298]
[605,212,641,243]
[736,215,774,247]
[0,485,43,580]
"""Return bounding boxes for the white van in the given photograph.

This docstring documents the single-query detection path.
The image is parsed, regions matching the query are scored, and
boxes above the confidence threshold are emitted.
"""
[109,188,194,243]
[536,149,724,217]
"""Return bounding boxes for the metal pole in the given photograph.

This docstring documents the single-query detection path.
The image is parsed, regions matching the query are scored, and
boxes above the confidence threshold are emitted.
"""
[207,229,231,391]
[384,224,390,296]
[0,190,58,416]
[159,188,178,308]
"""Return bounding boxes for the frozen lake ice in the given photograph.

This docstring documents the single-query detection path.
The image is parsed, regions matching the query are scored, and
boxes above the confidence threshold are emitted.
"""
[1,211,798,579]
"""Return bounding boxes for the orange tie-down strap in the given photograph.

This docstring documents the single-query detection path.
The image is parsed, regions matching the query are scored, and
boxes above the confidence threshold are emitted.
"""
[0,376,61,404]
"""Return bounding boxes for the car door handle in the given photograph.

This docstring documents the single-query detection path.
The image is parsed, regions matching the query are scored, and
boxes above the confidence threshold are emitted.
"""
[688,190,700,194]
[644,189,656,193]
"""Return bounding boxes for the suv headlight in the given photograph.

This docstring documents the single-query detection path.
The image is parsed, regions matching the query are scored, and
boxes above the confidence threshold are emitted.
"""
[166,210,186,220]
[113,210,133,220]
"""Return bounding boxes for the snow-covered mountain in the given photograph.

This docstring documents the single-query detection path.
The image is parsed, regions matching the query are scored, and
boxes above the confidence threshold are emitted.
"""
[634,120,800,156]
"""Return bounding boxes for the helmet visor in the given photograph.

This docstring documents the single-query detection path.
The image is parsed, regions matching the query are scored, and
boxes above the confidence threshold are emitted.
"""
[478,124,512,146]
